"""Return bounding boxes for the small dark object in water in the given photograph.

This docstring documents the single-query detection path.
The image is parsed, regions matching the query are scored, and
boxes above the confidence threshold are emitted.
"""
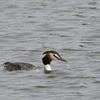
[4,62,35,71]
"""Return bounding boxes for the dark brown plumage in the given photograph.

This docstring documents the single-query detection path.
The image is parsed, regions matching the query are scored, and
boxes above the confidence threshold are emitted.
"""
[4,62,35,71]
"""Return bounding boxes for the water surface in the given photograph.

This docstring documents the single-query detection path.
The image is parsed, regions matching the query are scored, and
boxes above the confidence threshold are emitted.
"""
[0,0,100,100]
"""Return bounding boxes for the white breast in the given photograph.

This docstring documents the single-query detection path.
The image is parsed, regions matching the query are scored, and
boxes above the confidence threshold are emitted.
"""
[44,64,51,71]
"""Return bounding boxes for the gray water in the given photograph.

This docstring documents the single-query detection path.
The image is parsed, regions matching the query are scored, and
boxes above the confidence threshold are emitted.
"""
[0,0,100,100]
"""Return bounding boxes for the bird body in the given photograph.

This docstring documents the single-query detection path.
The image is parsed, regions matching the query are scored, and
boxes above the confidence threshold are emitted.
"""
[4,51,67,71]
[4,62,35,71]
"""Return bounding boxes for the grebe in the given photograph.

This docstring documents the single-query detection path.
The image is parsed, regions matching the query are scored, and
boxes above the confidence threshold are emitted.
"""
[4,51,67,71]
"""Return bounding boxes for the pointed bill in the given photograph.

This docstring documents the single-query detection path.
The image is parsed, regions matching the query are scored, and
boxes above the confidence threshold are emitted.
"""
[57,57,68,62]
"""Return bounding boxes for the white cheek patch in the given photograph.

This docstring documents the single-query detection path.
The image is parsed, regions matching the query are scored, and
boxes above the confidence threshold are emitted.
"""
[54,54,59,58]
[50,53,57,60]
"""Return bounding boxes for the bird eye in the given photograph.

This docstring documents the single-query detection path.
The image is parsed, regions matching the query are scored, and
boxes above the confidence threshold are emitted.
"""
[53,54,57,58]
[53,54,56,57]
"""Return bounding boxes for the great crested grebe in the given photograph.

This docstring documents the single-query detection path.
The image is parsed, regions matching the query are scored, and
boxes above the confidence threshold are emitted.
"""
[4,51,67,71]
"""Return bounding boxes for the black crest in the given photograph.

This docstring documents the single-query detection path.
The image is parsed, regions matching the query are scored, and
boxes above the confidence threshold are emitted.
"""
[43,50,60,57]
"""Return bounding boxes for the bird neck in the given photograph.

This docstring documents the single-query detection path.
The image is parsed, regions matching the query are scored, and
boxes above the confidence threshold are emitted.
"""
[42,56,51,65]
[42,56,52,71]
